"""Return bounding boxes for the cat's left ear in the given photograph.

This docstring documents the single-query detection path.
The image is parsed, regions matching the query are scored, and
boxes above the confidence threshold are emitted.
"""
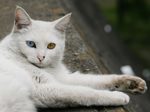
[14,6,31,32]
[54,13,72,32]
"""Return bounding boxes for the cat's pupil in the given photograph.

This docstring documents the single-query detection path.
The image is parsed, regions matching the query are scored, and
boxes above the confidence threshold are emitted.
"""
[26,41,36,48]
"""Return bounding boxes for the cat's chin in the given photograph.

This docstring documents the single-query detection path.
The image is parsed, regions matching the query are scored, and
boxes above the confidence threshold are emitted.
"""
[31,62,47,68]
[28,59,50,68]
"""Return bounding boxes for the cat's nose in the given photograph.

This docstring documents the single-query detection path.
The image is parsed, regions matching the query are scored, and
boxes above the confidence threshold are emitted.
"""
[37,55,45,62]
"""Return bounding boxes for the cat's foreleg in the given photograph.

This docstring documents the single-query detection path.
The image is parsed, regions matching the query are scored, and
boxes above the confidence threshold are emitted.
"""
[32,82,129,108]
[58,72,147,94]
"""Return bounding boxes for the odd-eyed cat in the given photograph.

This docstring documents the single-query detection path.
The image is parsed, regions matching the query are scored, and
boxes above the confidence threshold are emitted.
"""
[0,6,147,112]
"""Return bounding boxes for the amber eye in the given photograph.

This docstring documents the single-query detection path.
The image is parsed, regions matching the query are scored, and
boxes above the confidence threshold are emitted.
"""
[47,43,56,49]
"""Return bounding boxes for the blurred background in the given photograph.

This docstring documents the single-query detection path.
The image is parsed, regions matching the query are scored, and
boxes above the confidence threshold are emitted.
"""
[66,0,150,78]
[98,0,150,79]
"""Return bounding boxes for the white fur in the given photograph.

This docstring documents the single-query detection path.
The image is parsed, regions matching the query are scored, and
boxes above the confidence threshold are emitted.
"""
[0,6,132,112]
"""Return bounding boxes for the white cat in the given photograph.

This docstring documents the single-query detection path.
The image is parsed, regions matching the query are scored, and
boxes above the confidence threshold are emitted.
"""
[0,6,147,112]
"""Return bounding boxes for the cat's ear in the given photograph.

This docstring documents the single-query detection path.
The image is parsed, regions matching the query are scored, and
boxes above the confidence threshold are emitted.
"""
[14,6,31,32]
[54,13,72,32]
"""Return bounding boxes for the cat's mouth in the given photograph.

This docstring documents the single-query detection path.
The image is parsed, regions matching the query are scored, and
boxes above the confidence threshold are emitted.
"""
[31,62,45,68]
[28,57,50,68]
[28,60,45,68]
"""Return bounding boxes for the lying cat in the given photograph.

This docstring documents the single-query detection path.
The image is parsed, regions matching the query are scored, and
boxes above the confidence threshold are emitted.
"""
[0,6,147,112]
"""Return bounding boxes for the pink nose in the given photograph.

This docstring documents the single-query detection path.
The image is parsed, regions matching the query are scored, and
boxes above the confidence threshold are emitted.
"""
[37,55,45,62]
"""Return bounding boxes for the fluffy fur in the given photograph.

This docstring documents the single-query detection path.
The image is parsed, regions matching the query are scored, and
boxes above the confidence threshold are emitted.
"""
[0,6,147,112]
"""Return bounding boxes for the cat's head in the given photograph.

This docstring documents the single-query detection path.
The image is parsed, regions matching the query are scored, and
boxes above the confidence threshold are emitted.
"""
[12,6,71,67]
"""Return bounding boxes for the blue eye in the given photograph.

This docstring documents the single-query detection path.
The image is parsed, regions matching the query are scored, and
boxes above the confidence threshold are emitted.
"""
[26,41,36,48]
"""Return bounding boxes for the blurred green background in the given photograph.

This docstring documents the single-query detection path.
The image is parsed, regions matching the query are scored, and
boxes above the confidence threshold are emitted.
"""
[98,0,150,70]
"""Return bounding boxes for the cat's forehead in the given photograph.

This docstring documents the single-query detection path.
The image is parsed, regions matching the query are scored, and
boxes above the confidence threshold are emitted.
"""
[32,20,54,30]
[23,20,62,42]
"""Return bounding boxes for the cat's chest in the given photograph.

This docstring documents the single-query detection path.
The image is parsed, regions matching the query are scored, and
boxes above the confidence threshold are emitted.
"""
[22,65,55,83]
[44,67,59,75]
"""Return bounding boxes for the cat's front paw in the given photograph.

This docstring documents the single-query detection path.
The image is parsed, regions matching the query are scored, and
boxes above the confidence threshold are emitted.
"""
[116,75,147,94]
[32,75,48,83]
[111,91,130,105]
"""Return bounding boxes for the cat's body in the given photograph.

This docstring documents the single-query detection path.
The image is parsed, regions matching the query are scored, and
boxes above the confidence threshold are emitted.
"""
[0,6,147,112]
[0,38,35,112]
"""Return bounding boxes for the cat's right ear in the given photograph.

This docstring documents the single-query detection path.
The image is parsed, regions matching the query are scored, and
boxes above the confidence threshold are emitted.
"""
[54,13,72,33]
[13,6,31,32]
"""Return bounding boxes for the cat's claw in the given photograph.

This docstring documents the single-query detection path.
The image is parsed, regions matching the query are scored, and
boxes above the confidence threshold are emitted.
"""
[116,75,147,94]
